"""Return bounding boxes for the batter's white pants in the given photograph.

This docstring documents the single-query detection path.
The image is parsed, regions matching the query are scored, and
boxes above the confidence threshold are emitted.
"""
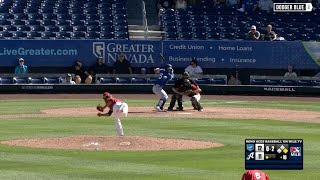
[152,84,168,100]
[111,102,128,136]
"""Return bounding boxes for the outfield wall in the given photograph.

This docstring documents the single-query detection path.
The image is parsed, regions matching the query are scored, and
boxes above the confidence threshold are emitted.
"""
[0,84,319,96]
[0,40,320,69]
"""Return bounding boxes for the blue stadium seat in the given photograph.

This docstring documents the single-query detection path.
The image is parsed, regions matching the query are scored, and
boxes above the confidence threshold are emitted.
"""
[0,13,14,20]
[177,26,191,33]
[251,79,266,85]
[42,20,56,26]
[206,32,221,40]
[13,77,28,84]
[100,25,114,32]
[44,77,62,84]
[99,8,112,15]
[87,25,99,32]
[84,8,98,15]
[192,32,206,40]
[179,32,192,40]
[26,20,41,26]
[14,13,28,20]
[266,79,281,85]
[3,25,17,31]
[115,32,129,39]
[17,25,31,31]
[56,32,71,39]
[0,77,14,84]
[57,20,70,26]
[57,14,71,21]
[281,80,297,86]
[100,31,114,39]
[71,31,85,39]
[312,80,320,86]
[59,25,73,32]
[211,78,226,84]
[45,26,59,32]
[41,32,56,39]
[86,14,99,21]
[194,78,212,84]
[27,31,41,39]
[116,78,132,84]
[85,32,99,39]
[43,13,57,21]
[297,80,312,86]
[131,78,148,84]
[0,31,13,39]
[72,14,86,21]
[30,78,45,84]
[99,77,117,84]
[73,26,86,32]
[30,25,45,31]
[0,19,11,25]
[12,31,27,39]
[85,21,99,26]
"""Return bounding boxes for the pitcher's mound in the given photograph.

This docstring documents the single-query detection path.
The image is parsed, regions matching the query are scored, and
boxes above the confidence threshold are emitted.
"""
[1,136,223,151]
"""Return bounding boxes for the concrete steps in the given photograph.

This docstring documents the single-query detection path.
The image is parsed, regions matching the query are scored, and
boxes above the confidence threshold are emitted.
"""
[128,25,164,40]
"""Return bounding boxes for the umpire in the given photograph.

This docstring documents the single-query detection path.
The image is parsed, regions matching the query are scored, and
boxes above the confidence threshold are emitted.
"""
[167,72,197,111]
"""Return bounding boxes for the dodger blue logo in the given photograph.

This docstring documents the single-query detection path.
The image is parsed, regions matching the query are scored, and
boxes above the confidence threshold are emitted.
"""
[246,144,254,152]
[93,42,105,62]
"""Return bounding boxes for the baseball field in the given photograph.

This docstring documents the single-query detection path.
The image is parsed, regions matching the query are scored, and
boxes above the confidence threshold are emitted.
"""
[0,94,320,180]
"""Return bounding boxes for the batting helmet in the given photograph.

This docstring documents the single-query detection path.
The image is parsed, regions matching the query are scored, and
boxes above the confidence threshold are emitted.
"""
[102,92,112,100]
[165,64,173,73]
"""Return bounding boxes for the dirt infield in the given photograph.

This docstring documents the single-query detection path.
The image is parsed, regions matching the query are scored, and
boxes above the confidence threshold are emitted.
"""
[1,136,223,151]
[1,94,319,151]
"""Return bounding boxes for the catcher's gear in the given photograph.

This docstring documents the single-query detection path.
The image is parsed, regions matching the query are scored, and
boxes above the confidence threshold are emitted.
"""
[96,104,104,112]
[178,79,192,92]
[182,71,189,79]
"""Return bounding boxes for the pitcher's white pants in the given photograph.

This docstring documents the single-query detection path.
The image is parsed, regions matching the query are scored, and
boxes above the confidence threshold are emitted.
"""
[111,102,128,136]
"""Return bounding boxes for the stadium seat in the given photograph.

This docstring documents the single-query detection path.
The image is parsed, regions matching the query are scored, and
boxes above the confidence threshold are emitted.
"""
[30,78,45,84]
[13,14,28,20]
[211,78,226,84]
[194,78,212,84]
[297,80,312,86]
[44,77,63,84]
[0,77,14,84]
[87,25,99,32]
[17,25,31,31]
[266,79,281,85]
[70,31,85,39]
[100,31,114,39]
[3,25,17,31]
[41,32,56,39]
[26,20,41,26]
[13,77,28,84]
[45,26,59,32]
[0,31,13,39]
[59,25,73,32]
[12,31,27,39]
[116,78,132,84]
[30,25,45,31]
[56,32,71,39]
[312,80,320,86]
[99,77,117,84]
[85,32,99,39]
[281,80,297,86]
[251,79,266,85]
[27,31,42,39]
[131,78,148,84]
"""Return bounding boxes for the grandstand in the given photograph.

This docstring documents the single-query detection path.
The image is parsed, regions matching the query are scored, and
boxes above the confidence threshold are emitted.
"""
[0,0,319,96]
[160,1,320,41]
[0,0,129,39]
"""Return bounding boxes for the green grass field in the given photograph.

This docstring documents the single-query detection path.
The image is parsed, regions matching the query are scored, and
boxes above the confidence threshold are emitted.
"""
[0,97,319,180]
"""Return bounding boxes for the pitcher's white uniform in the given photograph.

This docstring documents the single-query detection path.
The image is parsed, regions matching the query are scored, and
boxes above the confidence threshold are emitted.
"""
[111,101,128,136]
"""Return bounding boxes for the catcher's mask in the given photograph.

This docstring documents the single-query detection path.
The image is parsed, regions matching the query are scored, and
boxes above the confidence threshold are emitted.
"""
[103,92,112,100]
[182,71,189,79]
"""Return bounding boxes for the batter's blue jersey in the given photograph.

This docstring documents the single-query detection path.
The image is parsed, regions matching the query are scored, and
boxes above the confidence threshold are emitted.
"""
[155,69,174,86]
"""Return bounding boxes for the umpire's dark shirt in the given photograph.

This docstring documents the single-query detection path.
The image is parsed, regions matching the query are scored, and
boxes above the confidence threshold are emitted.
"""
[173,78,197,89]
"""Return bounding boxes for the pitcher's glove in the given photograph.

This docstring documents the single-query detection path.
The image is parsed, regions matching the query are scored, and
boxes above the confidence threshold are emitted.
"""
[96,104,104,112]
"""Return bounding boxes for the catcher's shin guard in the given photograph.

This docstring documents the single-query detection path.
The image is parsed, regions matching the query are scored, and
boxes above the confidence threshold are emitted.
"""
[191,97,198,109]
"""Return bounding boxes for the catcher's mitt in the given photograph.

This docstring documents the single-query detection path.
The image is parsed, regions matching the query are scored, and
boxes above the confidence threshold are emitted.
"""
[96,104,104,112]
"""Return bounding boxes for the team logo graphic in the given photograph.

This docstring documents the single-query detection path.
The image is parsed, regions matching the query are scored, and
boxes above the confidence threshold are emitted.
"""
[302,41,320,66]
[290,147,302,156]
[246,152,255,160]
[246,144,254,152]
[255,144,264,152]
[93,42,105,62]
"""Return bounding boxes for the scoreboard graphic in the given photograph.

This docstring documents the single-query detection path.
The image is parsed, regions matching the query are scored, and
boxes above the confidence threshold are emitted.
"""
[245,139,303,170]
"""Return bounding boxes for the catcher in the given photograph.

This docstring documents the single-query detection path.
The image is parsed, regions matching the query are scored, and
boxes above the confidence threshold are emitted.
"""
[171,73,204,111]
[168,71,196,111]
[96,92,128,136]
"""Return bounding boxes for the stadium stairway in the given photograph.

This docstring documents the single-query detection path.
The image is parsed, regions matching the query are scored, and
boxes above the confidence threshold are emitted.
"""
[128,25,164,40]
